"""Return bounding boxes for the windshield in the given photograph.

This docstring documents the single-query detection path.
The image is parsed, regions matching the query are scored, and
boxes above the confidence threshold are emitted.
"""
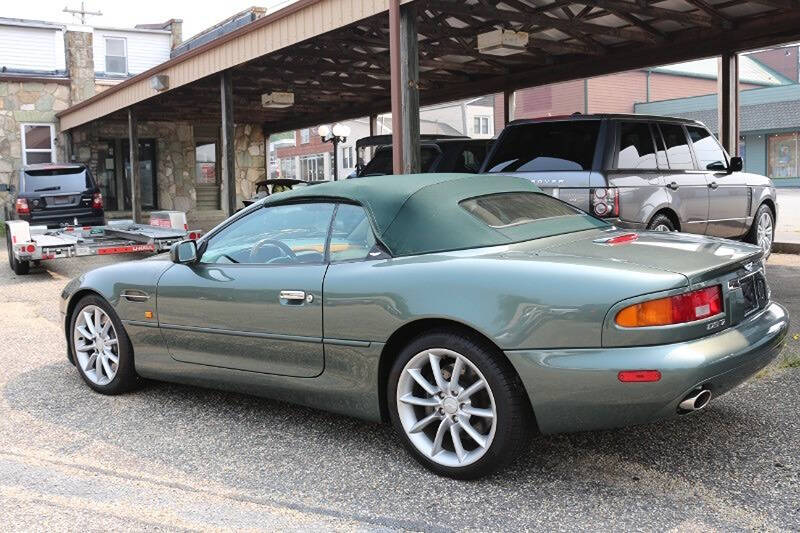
[485,121,600,172]
[23,169,92,193]
[359,146,440,176]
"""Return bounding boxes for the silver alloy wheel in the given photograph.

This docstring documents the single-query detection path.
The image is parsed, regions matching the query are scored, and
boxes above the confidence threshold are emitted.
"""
[396,348,497,468]
[653,224,672,232]
[757,211,773,254]
[73,305,119,386]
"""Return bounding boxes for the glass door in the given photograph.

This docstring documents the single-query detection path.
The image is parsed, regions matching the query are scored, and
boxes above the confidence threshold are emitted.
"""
[122,139,157,210]
[195,141,220,210]
[95,140,119,209]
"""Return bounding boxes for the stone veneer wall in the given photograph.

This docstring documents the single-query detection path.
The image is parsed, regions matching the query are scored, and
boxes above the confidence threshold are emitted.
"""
[69,121,265,220]
[0,81,71,220]
[234,123,267,204]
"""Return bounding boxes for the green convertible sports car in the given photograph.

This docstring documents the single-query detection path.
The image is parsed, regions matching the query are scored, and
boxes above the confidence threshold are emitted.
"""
[61,173,789,479]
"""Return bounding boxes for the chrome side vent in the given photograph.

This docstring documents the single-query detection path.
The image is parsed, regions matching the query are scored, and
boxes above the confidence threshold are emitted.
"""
[121,290,150,302]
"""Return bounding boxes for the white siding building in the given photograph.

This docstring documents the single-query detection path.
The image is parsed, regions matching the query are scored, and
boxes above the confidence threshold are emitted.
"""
[0,19,66,74]
[92,27,171,77]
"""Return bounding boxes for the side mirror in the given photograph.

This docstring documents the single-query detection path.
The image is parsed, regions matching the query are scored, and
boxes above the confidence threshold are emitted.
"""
[728,156,743,173]
[706,161,727,172]
[0,184,12,193]
[170,240,198,264]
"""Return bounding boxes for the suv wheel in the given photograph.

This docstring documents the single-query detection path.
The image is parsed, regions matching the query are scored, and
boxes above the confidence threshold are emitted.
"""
[387,330,530,479]
[6,232,30,275]
[745,204,774,259]
[647,214,676,232]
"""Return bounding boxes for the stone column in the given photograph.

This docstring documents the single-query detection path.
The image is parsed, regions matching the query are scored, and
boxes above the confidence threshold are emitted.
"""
[64,26,95,105]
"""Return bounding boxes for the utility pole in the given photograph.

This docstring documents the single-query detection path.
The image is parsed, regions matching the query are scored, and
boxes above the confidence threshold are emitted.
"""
[63,1,102,24]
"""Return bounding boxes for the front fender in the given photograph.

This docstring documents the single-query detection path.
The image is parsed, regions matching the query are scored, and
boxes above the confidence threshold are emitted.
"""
[60,257,174,357]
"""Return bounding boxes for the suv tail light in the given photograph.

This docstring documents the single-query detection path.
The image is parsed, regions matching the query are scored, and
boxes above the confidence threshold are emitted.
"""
[15,198,30,215]
[591,187,619,218]
[92,192,103,209]
[616,285,723,328]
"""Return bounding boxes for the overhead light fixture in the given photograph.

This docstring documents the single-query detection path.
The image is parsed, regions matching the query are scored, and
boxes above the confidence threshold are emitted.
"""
[477,29,529,56]
[261,91,295,108]
[150,74,169,92]
[331,123,351,138]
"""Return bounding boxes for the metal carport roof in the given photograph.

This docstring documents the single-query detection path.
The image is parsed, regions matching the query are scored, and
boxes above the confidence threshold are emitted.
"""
[57,0,800,133]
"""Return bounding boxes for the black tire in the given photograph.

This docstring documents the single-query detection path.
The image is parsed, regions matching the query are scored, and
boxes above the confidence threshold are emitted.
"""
[6,231,29,275]
[744,203,774,260]
[68,294,138,394]
[387,330,531,479]
[647,213,676,232]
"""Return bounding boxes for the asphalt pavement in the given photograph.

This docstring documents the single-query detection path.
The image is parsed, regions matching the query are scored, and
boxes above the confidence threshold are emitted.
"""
[0,249,798,531]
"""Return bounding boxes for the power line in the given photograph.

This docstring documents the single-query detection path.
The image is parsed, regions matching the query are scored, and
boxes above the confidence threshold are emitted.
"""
[63,1,102,25]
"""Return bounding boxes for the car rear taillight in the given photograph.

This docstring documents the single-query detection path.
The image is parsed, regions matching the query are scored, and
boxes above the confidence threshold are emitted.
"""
[591,187,619,218]
[616,285,723,328]
[92,192,103,209]
[15,198,30,215]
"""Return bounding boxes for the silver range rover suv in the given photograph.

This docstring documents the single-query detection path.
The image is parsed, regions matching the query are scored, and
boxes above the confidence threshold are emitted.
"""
[481,114,777,257]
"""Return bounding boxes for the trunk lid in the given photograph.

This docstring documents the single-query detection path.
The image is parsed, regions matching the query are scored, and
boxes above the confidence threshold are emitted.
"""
[537,229,763,284]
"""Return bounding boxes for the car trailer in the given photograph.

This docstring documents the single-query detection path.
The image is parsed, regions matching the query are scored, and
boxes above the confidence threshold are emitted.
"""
[5,211,202,275]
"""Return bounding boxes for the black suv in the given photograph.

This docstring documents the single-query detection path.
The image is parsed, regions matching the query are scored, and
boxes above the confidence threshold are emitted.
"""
[352,135,493,177]
[12,163,105,228]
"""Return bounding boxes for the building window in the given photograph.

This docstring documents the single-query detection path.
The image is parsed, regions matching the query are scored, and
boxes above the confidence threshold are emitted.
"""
[341,146,354,169]
[300,154,325,181]
[21,124,55,165]
[300,128,310,144]
[473,116,490,135]
[767,132,799,179]
[279,157,296,179]
[105,37,127,74]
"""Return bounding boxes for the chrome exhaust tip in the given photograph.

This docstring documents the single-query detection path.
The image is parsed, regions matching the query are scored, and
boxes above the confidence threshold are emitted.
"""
[679,389,712,412]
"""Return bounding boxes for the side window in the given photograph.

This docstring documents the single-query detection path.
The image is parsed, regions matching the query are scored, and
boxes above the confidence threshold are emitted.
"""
[200,203,335,265]
[329,204,378,263]
[616,121,657,169]
[658,123,695,170]
[687,126,727,170]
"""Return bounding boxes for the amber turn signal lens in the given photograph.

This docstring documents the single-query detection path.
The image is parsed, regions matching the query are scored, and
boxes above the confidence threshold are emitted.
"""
[144,311,153,319]
[616,285,722,327]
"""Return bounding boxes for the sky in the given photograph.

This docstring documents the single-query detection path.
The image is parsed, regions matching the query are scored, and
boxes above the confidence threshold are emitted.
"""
[3,0,295,40]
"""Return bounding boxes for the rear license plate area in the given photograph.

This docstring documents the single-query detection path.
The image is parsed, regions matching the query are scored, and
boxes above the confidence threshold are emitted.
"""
[53,195,70,205]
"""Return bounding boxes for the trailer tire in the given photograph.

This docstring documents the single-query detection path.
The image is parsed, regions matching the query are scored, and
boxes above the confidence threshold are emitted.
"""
[6,231,29,275]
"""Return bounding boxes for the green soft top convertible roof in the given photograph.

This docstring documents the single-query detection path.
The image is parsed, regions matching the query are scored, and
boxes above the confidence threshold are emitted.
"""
[263,173,605,256]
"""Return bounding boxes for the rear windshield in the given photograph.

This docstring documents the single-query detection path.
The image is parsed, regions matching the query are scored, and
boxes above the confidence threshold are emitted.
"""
[23,169,92,193]
[485,121,600,172]
[360,146,440,176]
[461,192,585,228]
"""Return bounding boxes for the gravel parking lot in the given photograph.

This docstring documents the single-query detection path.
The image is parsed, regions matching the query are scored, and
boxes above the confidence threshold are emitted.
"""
[1,249,798,531]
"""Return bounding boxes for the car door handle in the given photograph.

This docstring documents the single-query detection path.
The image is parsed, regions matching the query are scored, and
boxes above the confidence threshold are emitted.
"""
[280,290,313,304]
[667,181,679,190]
[708,181,718,189]
[280,290,306,301]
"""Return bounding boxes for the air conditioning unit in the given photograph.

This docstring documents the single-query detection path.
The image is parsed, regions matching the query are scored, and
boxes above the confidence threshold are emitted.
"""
[477,29,529,56]
[261,91,295,108]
